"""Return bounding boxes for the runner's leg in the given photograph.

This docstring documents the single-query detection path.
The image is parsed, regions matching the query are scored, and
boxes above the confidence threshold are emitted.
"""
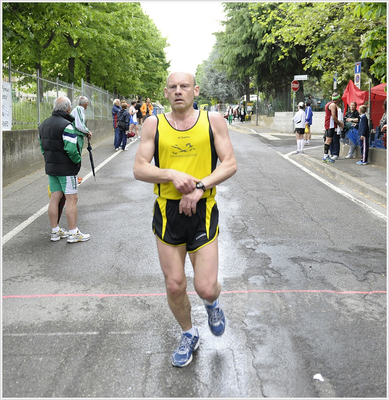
[156,238,192,331]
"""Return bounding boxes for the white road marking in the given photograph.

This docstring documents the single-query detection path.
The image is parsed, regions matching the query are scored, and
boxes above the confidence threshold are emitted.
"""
[282,150,387,221]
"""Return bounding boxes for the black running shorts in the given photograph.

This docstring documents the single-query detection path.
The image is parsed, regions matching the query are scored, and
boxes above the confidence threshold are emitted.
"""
[325,128,336,138]
[152,197,219,253]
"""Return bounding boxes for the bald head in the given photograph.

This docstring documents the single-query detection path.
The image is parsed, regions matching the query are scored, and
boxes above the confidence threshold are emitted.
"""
[166,72,196,87]
[53,96,71,113]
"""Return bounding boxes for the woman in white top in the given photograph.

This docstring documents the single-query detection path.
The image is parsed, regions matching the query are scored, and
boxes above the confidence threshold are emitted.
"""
[292,102,306,154]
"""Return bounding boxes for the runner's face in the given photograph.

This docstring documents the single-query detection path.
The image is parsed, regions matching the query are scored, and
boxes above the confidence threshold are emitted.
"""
[164,73,199,111]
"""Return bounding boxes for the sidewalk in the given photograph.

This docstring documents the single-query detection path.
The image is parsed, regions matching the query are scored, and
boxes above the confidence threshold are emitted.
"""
[231,119,387,207]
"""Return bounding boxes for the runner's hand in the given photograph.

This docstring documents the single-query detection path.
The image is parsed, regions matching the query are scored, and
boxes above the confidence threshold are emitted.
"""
[171,171,198,194]
[179,190,203,216]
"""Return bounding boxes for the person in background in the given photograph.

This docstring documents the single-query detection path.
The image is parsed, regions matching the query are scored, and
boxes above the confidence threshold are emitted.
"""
[39,96,90,243]
[112,99,121,150]
[304,100,313,145]
[292,101,306,154]
[135,99,143,127]
[356,105,369,165]
[71,96,92,184]
[133,71,237,368]
[129,100,139,140]
[227,106,233,125]
[239,105,246,123]
[344,101,360,159]
[322,93,344,163]
[329,105,342,160]
[116,100,131,151]
[141,97,154,123]
[193,100,198,110]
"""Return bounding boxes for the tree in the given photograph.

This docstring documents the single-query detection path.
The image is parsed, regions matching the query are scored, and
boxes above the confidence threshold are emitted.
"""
[197,46,245,104]
[2,3,170,100]
[253,2,386,90]
[207,2,386,110]
[354,2,387,83]
[215,3,257,102]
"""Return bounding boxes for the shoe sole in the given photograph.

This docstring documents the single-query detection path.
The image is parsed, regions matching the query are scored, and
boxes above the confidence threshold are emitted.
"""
[67,237,91,243]
[51,235,68,242]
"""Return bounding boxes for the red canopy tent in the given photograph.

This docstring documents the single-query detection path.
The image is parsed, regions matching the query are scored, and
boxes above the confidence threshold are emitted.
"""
[342,80,387,128]
[370,83,387,129]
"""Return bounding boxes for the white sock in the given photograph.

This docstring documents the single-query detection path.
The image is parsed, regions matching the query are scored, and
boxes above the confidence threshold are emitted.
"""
[183,327,197,337]
[52,226,59,233]
[69,228,78,234]
[204,298,218,307]
[300,139,305,151]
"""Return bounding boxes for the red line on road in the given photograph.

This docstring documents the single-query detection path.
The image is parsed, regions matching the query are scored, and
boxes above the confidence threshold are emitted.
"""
[2,289,386,299]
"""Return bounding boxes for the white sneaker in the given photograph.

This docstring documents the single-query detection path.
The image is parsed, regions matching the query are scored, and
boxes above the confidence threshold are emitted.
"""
[345,154,353,159]
[67,230,91,243]
[331,155,339,160]
[51,228,69,242]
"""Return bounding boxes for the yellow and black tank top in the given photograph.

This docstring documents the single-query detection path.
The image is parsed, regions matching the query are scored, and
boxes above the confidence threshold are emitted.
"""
[154,110,218,200]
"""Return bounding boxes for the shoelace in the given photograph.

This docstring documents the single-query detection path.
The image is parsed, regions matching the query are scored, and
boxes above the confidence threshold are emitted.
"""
[178,335,193,352]
[208,307,223,325]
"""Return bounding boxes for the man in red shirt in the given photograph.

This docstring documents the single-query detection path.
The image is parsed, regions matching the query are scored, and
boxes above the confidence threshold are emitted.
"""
[323,93,344,163]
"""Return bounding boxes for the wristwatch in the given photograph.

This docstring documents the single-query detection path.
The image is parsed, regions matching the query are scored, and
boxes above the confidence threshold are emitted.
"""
[196,182,206,191]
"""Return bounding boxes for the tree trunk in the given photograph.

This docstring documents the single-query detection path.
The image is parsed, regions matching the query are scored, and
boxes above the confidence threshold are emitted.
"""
[86,60,92,83]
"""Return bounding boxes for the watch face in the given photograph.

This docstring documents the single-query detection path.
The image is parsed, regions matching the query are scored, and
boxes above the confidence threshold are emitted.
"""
[196,182,205,190]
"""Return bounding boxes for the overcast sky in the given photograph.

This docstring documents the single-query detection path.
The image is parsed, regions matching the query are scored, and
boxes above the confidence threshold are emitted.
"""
[140,1,225,75]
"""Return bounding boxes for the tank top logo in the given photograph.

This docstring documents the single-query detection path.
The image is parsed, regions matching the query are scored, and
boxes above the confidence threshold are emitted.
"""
[171,143,196,155]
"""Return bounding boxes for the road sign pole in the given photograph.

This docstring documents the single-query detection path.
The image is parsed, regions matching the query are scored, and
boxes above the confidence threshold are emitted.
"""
[292,91,295,132]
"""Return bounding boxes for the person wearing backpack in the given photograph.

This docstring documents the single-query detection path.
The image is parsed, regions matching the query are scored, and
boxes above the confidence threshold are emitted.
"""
[116,101,131,151]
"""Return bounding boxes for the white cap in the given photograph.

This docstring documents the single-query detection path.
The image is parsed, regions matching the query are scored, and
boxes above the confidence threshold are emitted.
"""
[298,102,305,107]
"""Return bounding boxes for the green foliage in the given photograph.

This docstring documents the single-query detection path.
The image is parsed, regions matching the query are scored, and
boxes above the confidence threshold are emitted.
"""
[196,46,245,104]
[2,3,170,101]
[354,2,387,82]
[204,2,386,103]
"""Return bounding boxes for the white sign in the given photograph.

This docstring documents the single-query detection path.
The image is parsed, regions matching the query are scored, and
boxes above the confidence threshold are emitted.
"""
[2,81,12,130]
[294,75,308,81]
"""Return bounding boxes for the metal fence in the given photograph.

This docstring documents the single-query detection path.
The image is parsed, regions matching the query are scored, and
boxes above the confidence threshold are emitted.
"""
[2,61,120,130]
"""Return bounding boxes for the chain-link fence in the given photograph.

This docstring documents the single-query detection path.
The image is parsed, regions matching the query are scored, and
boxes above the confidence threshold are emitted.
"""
[2,61,120,130]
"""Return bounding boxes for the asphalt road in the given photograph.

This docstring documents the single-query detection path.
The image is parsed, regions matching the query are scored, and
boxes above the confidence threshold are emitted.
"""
[2,125,387,398]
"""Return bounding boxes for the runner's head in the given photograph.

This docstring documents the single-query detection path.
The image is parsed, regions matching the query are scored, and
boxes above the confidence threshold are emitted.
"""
[164,72,199,111]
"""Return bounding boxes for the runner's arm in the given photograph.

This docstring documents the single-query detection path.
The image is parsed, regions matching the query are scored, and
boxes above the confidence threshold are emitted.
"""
[330,103,344,128]
[201,111,237,189]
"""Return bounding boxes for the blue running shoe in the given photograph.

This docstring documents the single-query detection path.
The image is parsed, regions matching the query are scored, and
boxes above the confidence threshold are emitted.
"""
[205,299,226,336]
[356,161,367,165]
[322,157,335,163]
[172,328,200,367]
